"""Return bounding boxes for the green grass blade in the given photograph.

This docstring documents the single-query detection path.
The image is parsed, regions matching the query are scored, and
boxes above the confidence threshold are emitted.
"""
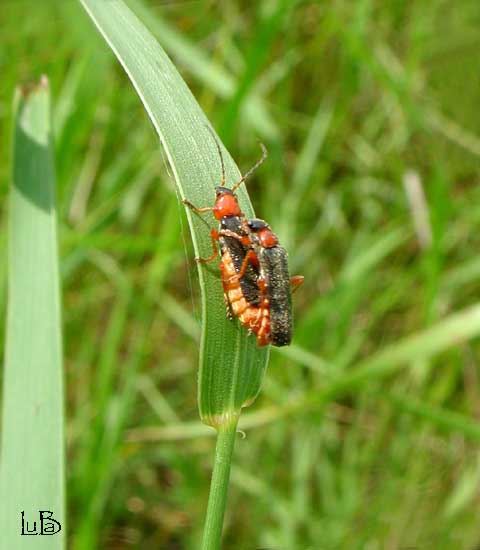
[78,0,269,427]
[218,0,292,144]
[343,303,480,387]
[126,0,279,140]
[1,77,65,548]
[387,392,480,443]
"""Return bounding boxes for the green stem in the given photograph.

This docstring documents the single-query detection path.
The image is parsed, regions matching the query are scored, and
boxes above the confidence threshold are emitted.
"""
[201,418,239,550]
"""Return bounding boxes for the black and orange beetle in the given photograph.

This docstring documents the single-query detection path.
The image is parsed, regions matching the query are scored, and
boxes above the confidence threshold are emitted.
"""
[182,130,269,342]
[183,128,303,346]
[245,219,304,346]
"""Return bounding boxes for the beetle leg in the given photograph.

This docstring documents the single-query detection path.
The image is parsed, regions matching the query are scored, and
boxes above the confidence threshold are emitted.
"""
[252,277,269,330]
[217,228,251,247]
[195,229,220,263]
[252,307,263,331]
[225,249,258,283]
[290,275,304,294]
[223,292,234,320]
[182,198,214,214]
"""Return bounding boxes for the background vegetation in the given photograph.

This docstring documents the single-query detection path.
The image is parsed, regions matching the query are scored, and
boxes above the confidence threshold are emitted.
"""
[2,0,480,548]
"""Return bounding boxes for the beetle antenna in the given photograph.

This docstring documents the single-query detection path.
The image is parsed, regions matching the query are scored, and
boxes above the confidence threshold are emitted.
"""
[231,142,268,193]
[205,125,226,186]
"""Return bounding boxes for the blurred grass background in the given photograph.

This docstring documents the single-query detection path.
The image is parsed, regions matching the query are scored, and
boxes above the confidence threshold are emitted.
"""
[2,0,480,548]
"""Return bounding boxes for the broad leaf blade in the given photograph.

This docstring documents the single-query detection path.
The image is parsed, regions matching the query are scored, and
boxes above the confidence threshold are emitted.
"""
[79,0,269,426]
[1,78,65,548]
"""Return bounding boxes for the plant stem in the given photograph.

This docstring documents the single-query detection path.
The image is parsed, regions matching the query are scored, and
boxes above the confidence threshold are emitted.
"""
[201,417,239,550]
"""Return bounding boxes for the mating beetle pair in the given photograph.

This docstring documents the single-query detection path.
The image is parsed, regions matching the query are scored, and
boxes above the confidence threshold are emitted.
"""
[183,129,303,347]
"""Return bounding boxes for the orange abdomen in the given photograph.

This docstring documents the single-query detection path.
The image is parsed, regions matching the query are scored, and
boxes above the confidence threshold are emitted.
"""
[220,250,271,346]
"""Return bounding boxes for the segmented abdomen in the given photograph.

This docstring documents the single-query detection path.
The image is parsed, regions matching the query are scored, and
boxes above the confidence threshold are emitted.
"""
[220,249,271,346]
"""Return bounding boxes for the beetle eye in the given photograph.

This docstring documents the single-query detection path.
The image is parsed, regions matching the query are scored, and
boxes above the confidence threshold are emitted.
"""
[248,218,268,231]
[215,186,234,196]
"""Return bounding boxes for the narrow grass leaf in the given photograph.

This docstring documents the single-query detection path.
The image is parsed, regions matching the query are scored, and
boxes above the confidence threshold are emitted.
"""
[347,304,480,383]
[126,0,279,140]
[79,0,269,427]
[0,77,65,549]
[387,392,480,443]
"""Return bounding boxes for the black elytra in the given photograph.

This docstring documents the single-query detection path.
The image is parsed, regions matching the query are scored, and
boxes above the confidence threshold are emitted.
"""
[219,216,261,307]
[255,244,292,346]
